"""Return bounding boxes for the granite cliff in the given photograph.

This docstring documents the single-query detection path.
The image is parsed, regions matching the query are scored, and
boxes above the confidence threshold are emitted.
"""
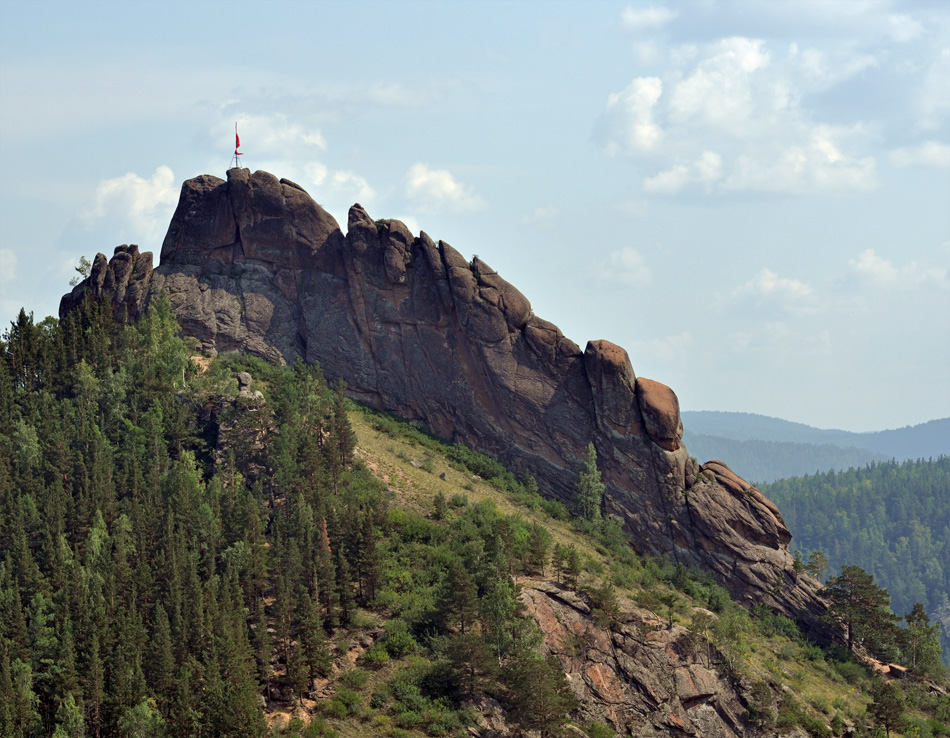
[60,168,824,631]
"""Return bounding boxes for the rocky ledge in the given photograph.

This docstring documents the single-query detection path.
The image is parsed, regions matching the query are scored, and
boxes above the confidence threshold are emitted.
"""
[60,168,825,632]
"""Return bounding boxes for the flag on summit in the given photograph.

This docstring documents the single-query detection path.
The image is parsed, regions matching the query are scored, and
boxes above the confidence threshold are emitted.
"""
[235,131,242,155]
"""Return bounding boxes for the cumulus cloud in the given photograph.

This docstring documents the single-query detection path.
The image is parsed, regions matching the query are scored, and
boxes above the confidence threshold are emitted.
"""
[597,26,885,196]
[644,151,723,194]
[596,77,664,156]
[405,163,487,213]
[621,4,678,31]
[86,165,179,244]
[668,37,771,132]
[850,249,948,289]
[889,141,950,169]
[0,249,16,285]
[598,247,653,287]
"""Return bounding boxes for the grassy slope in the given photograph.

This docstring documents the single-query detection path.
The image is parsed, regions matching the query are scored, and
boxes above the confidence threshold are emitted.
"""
[263,402,943,738]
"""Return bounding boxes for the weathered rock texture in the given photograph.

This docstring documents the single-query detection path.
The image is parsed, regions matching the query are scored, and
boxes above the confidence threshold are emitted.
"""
[60,168,824,629]
[521,580,748,737]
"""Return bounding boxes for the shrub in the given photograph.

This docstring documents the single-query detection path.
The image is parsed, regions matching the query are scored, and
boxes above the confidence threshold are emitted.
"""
[382,619,418,658]
[362,643,391,668]
[340,668,370,690]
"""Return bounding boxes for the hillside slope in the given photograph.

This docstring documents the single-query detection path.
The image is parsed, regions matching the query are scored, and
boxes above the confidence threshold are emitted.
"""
[4,299,948,737]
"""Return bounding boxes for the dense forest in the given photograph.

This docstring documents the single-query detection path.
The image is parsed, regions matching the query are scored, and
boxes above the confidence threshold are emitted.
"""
[2,293,948,738]
[762,458,950,662]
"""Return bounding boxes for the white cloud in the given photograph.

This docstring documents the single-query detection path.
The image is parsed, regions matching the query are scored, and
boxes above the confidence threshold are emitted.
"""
[747,268,813,300]
[643,164,690,194]
[86,165,179,244]
[621,4,678,32]
[644,150,723,194]
[597,76,663,155]
[728,267,818,318]
[890,141,950,169]
[669,37,771,132]
[724,125,877,194]
[219,114,327,155]
[850,249,948,289]
[599,247,653,287]
[598,34,882,196]
[522,205,559,228]
[332,171,375,202]
[0,249,17,285]
[405,163,487,213]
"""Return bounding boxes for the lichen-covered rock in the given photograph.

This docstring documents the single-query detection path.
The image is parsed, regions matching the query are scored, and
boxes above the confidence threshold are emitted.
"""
[59,169,826,634]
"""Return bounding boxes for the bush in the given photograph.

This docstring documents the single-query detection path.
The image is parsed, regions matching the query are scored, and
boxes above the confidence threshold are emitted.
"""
[340,668,370,690]
[362,643,391,668]
[382,620,418,658]
[334,687,362,714]
[584,721,616,738]
[302,718,338,738]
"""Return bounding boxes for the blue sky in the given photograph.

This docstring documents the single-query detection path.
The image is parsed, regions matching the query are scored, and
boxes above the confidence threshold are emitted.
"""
[1,0,947,432]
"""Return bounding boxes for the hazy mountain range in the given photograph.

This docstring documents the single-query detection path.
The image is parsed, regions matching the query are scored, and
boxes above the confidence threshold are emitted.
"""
[682,412,950,483]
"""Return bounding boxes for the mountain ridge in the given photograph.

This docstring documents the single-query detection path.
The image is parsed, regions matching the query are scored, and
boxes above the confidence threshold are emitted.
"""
[682,411,950,455]
[61,167,826,633]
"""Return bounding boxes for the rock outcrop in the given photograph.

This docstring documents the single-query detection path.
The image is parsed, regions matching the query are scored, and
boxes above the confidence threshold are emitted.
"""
[60,168,825,630]
[521,579,748,737]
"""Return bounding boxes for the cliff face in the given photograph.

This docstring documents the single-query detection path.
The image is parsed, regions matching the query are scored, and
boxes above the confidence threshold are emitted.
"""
[60,168,824,628]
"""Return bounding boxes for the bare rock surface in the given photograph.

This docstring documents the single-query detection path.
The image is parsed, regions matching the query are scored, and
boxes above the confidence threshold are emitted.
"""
[60,169,826,631]
[521,579,747,737]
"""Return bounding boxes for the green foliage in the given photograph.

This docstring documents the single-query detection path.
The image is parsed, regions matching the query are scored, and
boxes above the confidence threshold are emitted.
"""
[820,565,900,659]
[574,443,604,521]
[762,457,950,658]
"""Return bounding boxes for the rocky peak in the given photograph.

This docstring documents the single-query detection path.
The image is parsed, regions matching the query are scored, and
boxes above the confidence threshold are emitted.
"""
[61,169,826,633]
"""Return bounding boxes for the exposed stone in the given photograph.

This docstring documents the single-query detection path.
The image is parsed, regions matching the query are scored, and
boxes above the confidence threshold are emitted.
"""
[59,168,827,635]
[521,579,746,737]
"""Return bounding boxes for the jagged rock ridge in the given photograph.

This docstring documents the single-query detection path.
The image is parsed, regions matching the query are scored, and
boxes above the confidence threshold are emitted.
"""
[60,168,824,630]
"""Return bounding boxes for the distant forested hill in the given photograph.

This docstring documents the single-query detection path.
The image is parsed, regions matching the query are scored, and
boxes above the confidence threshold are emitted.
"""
[761,457,950,659]
[682,412,950,483]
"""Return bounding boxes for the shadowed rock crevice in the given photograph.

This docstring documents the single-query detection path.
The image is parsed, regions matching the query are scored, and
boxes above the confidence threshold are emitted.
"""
[60,168,826,632]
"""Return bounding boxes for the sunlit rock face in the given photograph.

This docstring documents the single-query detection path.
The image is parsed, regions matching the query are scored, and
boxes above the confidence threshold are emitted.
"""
[61,168,825,631]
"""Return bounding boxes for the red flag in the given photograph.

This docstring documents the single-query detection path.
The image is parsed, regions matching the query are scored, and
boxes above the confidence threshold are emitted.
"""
[236,132,241,148]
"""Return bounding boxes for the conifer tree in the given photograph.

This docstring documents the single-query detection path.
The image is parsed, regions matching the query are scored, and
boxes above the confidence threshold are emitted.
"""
[574,443,604,521]
[820,565,899,658]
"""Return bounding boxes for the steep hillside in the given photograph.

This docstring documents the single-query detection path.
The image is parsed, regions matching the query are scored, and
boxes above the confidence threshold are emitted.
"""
[3,298,947,738]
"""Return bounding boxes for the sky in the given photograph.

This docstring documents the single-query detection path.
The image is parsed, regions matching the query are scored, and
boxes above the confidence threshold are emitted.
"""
[0,0,948,432]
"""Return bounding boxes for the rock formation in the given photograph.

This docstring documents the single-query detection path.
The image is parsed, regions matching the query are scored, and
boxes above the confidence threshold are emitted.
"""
[60,168,825,630]
[521,579,747,737]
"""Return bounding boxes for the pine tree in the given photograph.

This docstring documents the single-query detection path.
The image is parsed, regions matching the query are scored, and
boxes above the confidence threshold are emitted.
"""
[868,680,905,738]
[574,443,604,521]
[820,565,899,658]
[502,653,577,738]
